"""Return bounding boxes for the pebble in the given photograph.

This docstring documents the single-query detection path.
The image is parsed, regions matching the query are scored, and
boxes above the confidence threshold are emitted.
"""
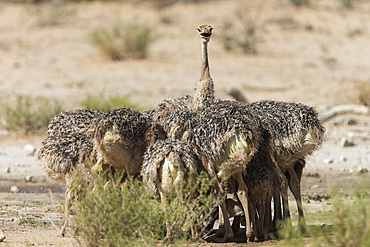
[324,159,334,164]
[10,185,19,193]
[0,228,5,242]
[4,167,10,173]
[341,137,354,147]
[24,144,36,156]
[347,118,357,125]
[340,156,347,162]
[25,175,33,182]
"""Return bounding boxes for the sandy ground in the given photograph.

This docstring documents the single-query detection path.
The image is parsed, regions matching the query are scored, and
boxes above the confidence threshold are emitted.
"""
[0,0,369,246]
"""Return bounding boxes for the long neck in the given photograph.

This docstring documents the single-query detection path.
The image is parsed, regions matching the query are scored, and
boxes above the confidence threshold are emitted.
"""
[200,41,210,81]
[192,40,214,110]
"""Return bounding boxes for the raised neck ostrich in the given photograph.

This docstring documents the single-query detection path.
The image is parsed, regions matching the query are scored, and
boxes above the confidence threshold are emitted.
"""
[152,25,214,126]
[191,24,214,111]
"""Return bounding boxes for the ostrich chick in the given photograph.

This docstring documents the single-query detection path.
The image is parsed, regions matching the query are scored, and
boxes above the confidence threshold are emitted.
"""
[248,100,325,226]
[141,139,204,240]
[38,132,97,236]
[191,24,215,111]
[187,114,260,242]
[94,108,166,178]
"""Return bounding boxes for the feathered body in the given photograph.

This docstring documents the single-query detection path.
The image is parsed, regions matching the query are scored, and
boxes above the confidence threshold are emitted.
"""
[94,108,166,176]
[46,109,102,137]
[163,109,201,140]
[187,115,259,178]
[142,139,203,196]
[39,133,97,183]
[153,95,192,124]
[248,100,325,168]
[39,109,102,183]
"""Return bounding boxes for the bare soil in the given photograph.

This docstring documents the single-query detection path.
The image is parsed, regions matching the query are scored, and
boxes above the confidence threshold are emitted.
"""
[0,0,369,246]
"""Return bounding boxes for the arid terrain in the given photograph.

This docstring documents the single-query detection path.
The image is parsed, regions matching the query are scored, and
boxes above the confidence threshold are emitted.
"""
[0,0,369,246]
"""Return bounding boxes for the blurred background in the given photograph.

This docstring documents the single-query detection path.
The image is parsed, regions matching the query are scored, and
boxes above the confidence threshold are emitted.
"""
[0,0,369,131]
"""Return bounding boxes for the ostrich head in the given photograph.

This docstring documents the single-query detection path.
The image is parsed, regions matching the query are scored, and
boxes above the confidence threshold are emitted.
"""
[197,24,213,43]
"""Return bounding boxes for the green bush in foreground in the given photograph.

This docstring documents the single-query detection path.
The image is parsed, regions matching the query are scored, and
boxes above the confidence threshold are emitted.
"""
[72,171,217,246]
[1,95,63,133]
[277,178,370,247]
[72,173,165,247]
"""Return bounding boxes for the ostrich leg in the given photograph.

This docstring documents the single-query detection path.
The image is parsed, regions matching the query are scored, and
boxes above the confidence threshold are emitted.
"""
[235,173,254,242]
[287,160,306,226]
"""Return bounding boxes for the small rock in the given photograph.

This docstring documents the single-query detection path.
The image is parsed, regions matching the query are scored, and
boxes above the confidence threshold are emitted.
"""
[0,228,5,242]
[347,118,357,125]
[4,167,10,173]
[340,156,347,162]
[341,137,354,147]
[358,168,368,174]
[24,175,33,182]
[324,159,334,164]
[24,144,36,156]
[348,169,354,174]
[10,185,19,193]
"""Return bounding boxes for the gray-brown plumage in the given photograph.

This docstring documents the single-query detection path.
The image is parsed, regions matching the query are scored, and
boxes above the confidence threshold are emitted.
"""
[39,108,103,181]
[200,98,325,227]
[141,139,204,240]
[187,114,260,242]
[248,100,325,164]
[39,109,104,236]
[247,100,325,226]
[38,130,98,236]
[46,109,102,137]
[153,95,192,125]
[94,108,166,177]
[142,139,203,196]
[39,132,97,183]
[187,115,259,178]
[162,109,201,140]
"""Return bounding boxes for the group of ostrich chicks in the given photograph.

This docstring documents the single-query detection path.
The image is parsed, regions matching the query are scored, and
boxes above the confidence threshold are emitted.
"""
[38,24,325,243]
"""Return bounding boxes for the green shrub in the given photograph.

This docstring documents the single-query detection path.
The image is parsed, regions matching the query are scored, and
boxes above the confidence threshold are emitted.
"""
[71,170,217,246]
[80,91,141,112]
[90,22,153,60]
[1,95,63,133]
[72,173,165,246]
